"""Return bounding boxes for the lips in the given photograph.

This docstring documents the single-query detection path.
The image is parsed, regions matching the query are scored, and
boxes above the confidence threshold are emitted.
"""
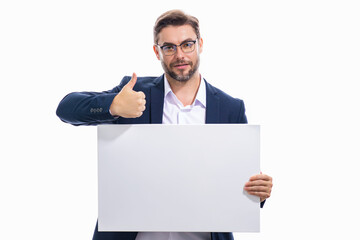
[171,61,191,69]
[174,64,189,69]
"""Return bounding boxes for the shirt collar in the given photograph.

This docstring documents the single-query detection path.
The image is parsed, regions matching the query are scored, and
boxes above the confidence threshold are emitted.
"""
[164,74,206,108]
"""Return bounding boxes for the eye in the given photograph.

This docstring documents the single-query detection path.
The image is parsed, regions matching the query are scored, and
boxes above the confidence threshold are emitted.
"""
[162,45,176,52]
[182,42,194,49]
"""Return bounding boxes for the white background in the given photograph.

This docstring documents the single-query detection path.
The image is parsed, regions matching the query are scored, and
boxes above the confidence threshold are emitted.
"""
[1,0,359,239]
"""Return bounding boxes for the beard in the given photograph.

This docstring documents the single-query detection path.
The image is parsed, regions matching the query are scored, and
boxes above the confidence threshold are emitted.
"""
[161,56,200,82]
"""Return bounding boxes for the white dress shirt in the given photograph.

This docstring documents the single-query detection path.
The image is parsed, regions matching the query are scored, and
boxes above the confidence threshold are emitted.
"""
[162,75,206,124]
[135,75,210,240]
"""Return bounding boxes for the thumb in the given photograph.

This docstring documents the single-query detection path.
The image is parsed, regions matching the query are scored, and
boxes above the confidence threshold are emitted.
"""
[125,72,137,90]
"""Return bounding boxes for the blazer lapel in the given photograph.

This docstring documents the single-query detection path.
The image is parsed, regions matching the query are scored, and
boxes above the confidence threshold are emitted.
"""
[150,75,165,123]
[149,76,220,124]
[205,80,220,123]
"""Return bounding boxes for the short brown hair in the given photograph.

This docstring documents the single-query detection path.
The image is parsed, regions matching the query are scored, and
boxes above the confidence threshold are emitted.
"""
[154,10,200,44]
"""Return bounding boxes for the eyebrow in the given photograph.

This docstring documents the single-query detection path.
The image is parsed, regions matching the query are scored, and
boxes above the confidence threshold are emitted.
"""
[160,38,196,46]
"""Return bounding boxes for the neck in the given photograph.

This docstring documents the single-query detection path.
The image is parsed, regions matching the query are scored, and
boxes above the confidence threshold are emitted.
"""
[165,72,201,107]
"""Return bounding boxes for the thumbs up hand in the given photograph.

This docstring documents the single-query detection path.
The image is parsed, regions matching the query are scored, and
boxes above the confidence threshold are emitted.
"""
[110,73,146,118]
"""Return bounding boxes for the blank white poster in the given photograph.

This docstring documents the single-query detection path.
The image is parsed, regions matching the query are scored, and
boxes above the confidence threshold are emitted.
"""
[98,124,260,232]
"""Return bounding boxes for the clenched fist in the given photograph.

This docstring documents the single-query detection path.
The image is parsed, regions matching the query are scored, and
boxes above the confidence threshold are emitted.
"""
[244,172,273,202]
[110,73,146,118]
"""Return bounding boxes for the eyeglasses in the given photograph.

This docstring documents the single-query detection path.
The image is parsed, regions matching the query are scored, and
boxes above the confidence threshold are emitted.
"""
[157,39,197,56]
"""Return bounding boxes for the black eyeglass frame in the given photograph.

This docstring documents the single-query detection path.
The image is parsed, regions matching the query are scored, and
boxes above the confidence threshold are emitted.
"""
[156,39,198,56]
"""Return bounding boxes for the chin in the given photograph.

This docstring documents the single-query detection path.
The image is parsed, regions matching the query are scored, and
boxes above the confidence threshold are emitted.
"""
[171,73,192,82]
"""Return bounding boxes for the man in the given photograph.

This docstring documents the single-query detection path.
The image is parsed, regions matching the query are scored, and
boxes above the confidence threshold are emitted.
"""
[56,10,273,240]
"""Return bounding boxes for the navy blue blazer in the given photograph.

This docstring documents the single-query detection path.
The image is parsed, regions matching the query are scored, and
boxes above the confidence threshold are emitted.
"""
[56,75,261,240]
[56,75,247,126]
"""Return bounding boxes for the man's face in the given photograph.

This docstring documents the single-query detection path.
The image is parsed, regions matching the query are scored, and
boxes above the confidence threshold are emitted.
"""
[153,25,203,82]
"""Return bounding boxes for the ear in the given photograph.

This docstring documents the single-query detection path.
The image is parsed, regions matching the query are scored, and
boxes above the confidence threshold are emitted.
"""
[153,45,161,60]
[198,38,203,54]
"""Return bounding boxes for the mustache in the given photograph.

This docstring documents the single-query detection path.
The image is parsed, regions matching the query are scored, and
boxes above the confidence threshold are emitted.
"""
[170,60,192,67]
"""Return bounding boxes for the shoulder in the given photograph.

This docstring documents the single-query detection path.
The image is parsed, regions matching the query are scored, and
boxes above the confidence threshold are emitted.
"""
[204,79,247,123]
[205,79,244,105]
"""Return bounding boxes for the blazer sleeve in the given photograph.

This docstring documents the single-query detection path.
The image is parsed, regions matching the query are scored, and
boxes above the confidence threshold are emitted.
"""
[56,76,131,126]
[237,99,248,124]
[235,99,266,208]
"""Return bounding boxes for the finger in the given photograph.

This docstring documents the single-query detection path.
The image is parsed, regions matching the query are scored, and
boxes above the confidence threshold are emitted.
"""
[244,185,271,192]
[246,190,271,200]
[137,91,146,99]
[249,174,272,182]
[125,72,137,89]
[127,110,144,118]
[135,105,146,116]
[136,111,143,118]
[137,98,146,106]
[249,174,269,181]
[245,180,272,187]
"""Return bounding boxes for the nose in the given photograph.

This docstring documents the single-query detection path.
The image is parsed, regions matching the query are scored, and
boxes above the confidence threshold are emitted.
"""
[174,46,185,59]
